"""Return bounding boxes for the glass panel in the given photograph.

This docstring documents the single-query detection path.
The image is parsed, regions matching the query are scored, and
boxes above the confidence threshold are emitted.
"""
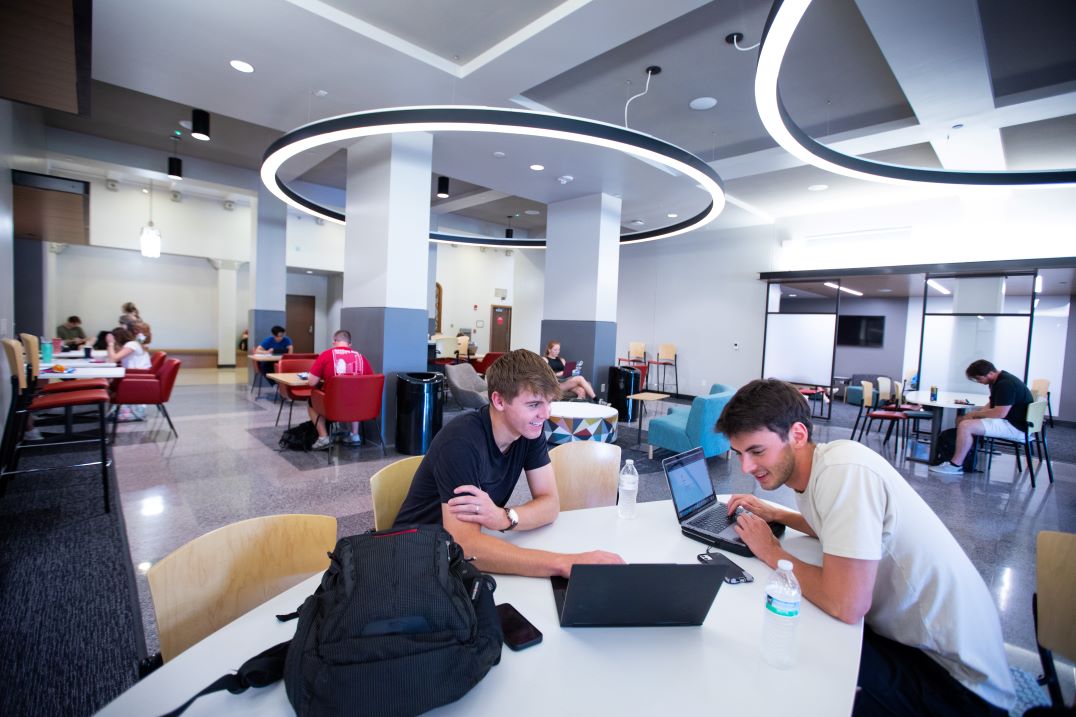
[925,274,1034,315]
[918,315,1030,395]
[763,314,836,386]
[768,282,838,314]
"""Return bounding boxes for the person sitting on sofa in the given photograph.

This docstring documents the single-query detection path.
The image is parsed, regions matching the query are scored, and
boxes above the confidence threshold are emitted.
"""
[543,340,596,401]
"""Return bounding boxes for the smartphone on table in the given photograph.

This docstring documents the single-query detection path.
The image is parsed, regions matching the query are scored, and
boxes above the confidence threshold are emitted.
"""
[497,603,543,651]
[697,551,754,584]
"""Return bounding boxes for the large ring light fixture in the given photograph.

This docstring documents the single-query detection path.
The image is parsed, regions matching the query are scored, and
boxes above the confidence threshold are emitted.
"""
[755,0,1076,187]
[261,106,725,246]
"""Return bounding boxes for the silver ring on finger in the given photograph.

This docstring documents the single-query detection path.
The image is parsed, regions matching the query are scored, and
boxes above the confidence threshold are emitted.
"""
[474,504,479,514]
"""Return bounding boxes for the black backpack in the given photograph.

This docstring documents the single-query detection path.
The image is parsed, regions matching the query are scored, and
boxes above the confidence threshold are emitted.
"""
[932,428,977,470]
[279,420,318,451]
[163,526,503,717]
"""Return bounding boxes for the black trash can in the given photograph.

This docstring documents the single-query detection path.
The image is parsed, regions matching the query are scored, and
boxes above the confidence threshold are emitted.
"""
[608,366,641,422]
[396,372,445,455]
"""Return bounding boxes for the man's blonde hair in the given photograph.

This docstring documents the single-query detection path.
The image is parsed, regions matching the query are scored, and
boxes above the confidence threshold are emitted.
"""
[485,349,560,402]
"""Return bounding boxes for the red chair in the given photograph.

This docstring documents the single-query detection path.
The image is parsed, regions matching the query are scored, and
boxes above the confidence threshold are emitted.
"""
[110,358,182,442]
[276,358,314,427]
[125,350,167,376]
[19,333,109,394]
[290,353,319,361]
[1,339,112,512]
[310,374,386,461]
[472,352,504,376]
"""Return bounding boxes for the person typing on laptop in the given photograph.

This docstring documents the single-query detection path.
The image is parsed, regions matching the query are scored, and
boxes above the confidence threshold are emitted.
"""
[715,379,1013,717]
[393,349,623,577]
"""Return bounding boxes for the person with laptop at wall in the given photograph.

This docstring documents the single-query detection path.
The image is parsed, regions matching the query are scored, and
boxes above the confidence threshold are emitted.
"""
[543,340,597,400]
[393,349,623,576]
[929,358,1033,476]
[306,329,373,450]
[716,379,1013,717]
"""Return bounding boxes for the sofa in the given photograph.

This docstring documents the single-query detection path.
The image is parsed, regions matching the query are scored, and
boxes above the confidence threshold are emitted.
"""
[646,384,734,459]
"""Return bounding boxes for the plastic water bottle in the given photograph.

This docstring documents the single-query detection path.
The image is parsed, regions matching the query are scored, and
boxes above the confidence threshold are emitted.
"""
[41,337,52,363]
[573,360,583,376]
[617,459,638,519]
[760,559,800,669]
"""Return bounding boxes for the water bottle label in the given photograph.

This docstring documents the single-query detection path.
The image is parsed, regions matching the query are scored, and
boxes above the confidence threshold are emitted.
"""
[765,594,799,618]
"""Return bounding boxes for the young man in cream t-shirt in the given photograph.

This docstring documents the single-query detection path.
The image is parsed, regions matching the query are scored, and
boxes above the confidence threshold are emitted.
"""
[717,379,1013,717]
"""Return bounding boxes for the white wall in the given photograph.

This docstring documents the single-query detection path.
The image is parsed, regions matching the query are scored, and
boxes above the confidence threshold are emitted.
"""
[617,224,780,394]
[89,180,253,261]
[435,244,516,354]
[1028,295,1069,415]
[52,244,222,348]
[286,213,344,272]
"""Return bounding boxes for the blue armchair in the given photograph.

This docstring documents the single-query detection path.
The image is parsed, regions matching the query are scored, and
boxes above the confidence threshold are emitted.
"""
[646,386,734,459]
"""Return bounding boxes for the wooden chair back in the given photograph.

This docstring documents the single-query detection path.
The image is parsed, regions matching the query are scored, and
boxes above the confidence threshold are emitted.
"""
[1030,378,1050,401]
[626,342,646,362]
[370,456,424,530]
[147,514,337,661]
[2,339,27,391]
[549,441,621,511]
[656,343,677,361]
[19,333,41,381]
[1036,530,1076,662]
[861,381,875,409]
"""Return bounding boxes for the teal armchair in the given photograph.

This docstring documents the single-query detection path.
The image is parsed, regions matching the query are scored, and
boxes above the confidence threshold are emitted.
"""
[646,386,734,459]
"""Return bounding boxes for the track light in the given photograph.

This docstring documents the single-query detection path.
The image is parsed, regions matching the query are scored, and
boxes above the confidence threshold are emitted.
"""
[191,109,210,141]
[436,175,450,198]
[167,156,183,180]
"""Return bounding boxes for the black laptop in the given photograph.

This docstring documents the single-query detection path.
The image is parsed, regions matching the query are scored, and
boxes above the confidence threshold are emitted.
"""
[550,563,726,627]
[662,447,785,557]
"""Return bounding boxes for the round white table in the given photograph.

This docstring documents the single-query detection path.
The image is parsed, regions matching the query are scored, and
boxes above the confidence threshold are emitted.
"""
[903,390,989,463]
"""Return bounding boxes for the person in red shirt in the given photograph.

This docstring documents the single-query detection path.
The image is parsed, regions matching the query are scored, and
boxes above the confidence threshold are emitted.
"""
[307,329,373,450]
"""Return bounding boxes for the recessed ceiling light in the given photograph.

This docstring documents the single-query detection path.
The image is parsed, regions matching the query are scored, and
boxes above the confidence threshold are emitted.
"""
[666,212,678,218]
[689,96,718,111]
[313,89,328,98]
[877,288,892,293]
[529,164,545,171]
[306,270,313,274]
[524,209,540,215]
[557,175,573,184]
[493,151,506,158]
[631,219,645,226]
[141,188,149,194]
[807,184,829,191]
[229,59,254,73]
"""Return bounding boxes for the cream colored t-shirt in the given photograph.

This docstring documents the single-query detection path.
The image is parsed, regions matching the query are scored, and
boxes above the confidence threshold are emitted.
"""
[796,440,1014,710]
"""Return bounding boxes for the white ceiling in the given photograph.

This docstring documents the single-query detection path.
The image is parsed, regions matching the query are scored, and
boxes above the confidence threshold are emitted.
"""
[26,0,1076,239]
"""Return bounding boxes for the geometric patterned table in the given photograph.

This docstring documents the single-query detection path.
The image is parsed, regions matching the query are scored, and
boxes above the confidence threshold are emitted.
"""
[544,401,619,445]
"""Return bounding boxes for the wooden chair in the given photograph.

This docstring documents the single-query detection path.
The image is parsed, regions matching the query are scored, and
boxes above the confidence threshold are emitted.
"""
[850,380,874,440]
[147,513,337,661]
[646,343,678,395]
[310,373,386,460]
[20,333,109,394]
[1034,530,1076,708]
[370,455,423,530]
[1030,378,1054,428]
[548,441,620,511]
[984,400,1054,487]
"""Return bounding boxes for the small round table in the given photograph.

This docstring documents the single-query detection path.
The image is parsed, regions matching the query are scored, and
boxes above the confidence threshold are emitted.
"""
[545,401,619,445]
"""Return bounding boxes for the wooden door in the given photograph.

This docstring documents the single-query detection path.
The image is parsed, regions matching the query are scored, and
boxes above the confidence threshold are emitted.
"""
[489,305,512,352]
[285,294,316,353]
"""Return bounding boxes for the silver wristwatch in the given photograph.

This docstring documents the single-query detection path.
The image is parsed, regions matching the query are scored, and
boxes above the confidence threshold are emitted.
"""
[500,507,519,532]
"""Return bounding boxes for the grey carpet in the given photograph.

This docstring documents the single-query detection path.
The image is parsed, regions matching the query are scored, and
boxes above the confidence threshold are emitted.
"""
[0,439,143,716]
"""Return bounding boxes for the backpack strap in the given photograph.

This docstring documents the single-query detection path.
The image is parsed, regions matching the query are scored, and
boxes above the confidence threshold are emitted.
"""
[157,640,289,717]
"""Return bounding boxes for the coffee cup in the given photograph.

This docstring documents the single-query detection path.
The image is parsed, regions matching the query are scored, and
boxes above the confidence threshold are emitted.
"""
[84,346,93,358]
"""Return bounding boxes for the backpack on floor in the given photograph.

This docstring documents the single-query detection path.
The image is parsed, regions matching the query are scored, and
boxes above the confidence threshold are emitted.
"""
[932,428,977,470]
[162,525,503,717]
[279,420,318,451]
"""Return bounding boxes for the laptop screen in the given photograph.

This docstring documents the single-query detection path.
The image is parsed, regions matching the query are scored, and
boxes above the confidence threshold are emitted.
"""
[663,448,717,520]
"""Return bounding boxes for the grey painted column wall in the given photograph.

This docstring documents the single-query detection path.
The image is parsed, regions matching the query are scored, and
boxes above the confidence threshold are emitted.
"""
[541,193,622,398]
[341,133,433,447]
[13,238,46,337]
[248,182,287,346]
[1060,292,1076,421]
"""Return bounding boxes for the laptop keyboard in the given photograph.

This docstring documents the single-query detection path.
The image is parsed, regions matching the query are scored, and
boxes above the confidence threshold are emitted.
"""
[686,508,730,534]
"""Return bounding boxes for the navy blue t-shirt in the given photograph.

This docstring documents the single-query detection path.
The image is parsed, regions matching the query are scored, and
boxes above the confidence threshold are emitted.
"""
[393,406,550,527]
[259,335,292,354]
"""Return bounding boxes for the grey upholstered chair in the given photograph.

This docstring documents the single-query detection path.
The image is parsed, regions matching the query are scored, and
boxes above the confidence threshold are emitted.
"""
[444,363,489,410]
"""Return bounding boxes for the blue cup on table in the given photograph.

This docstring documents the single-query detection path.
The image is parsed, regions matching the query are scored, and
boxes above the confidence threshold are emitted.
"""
[84,346,92,358]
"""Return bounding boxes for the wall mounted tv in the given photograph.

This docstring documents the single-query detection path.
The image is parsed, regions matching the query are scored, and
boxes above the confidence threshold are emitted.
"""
[837,315,885,347]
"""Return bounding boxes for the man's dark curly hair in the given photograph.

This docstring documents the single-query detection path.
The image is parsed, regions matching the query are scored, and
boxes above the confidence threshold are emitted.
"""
[715,379,813,442]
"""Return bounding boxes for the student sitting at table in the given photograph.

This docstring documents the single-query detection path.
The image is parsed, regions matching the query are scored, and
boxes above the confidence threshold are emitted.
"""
[393,349,624,577]
[56,316,88,350]
[306,329,373,450]
[106,326,152,422]
[717,379,1013,717]
[254,326,293,374]
[543,340,596,401]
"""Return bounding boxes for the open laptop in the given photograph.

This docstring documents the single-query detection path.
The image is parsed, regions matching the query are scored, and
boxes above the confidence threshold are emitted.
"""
[560,360,577,376]
[662,447,785,557]
[550,563,726,627]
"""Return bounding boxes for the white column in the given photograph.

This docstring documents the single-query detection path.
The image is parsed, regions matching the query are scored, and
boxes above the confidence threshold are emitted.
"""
[212,260,240,366]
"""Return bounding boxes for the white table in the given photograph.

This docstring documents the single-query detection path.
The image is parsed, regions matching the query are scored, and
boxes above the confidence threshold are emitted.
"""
[41,359,118,369]
[904,390,988,463]
[97,500,861,717]
[41,366,125,379]
[54,349,108,359]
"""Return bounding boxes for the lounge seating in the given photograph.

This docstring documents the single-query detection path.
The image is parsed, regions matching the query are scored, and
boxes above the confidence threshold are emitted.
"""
[444,363,489,409]
[646,384,734,459]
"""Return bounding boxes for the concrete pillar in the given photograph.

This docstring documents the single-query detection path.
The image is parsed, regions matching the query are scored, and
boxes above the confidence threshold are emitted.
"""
[248,183,287,346]
[212,259,240,367]
[540,193,622,397]
[340,133,433,447]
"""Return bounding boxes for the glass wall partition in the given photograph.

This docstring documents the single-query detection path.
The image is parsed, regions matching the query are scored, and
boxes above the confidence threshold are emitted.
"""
[762,282,838,415]
[917,272,1036,396]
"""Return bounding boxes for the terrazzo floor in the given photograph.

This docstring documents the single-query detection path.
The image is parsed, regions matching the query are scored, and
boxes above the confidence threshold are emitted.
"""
[115,369,1076,672]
